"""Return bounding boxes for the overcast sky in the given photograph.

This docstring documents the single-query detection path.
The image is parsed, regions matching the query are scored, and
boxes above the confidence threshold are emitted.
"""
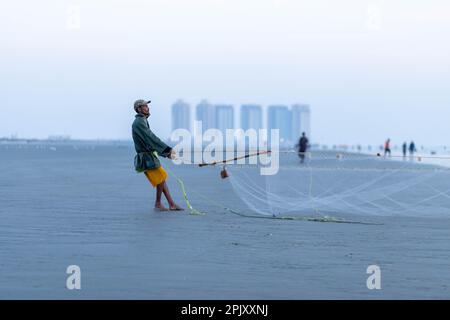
[1,0,449,145]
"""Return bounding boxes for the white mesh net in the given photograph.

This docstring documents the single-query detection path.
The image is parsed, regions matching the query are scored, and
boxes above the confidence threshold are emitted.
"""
[225,151,450,218]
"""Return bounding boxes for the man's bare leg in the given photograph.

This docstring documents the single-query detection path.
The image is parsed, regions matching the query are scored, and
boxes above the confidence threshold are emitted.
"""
[154,182,169,211]
[162,181,184,210]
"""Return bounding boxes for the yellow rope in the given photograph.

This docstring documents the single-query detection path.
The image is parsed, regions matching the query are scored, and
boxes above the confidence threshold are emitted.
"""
[167,166,204,216]
[153,151,203,216]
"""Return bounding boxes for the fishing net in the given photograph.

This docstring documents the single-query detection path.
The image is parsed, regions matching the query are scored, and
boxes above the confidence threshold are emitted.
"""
[222,150,450,218]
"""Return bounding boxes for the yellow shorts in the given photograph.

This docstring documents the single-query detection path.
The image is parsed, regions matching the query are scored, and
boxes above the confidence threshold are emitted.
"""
[144,166,168,187]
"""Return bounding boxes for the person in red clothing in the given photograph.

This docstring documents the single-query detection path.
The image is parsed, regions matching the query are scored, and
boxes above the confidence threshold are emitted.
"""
[384,139,392,157]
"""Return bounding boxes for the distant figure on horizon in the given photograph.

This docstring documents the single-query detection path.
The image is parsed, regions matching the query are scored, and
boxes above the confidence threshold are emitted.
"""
[384,139,391,157]
[132,99,184,212]
[402,142,408,158]
[297,132,309,163]
[409,141,416,160]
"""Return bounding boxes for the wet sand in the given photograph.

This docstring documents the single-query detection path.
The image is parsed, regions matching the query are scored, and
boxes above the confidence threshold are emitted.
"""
[1,144,449,299]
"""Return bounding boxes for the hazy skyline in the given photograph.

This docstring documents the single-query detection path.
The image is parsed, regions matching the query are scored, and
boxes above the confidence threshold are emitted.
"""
[1,0,450,145]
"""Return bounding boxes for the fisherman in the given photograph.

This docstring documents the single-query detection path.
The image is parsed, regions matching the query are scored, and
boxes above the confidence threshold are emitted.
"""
[132,99,184,212]
[384,139,391,157]
[297,132,309,163]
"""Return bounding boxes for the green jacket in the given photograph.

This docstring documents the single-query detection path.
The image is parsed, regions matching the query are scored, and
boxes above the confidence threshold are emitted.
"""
[132,113,172,172]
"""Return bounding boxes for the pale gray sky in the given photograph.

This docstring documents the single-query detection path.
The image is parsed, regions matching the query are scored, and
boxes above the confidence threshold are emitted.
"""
[1,0,449,145]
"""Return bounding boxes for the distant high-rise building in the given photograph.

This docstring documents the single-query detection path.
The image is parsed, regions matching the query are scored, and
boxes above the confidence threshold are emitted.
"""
[291,104,311,141]
[267,105,292,142]
[171,99,191,132]
[240,104,262,131]
[196,100,215,132]
[215,104,234,133]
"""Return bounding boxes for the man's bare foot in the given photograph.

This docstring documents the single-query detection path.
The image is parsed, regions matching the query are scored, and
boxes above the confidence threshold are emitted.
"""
[169,204,184,211]
[154,204,169,212]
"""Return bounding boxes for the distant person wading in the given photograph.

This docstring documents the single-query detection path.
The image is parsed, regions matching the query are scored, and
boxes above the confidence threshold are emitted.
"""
[409,141,416,157]
[131,99,184,212]
[297,132,309,163]
[384,139,391,157]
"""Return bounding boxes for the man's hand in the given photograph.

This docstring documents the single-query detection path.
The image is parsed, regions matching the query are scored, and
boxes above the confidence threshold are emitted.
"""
[169,149,177,160]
